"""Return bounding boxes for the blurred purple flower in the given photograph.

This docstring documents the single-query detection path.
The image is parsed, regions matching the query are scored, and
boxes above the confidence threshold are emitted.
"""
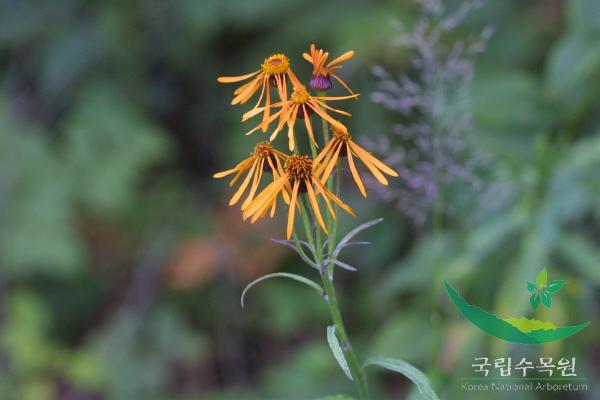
[368,0,504,225]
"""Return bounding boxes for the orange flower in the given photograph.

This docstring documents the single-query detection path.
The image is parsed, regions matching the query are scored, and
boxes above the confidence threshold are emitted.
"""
[213,142,288,210]
[303,44,355,94]
[217,54,302,132]
[242,85,359,151]
[314,126,398,197]
[243,154,355,239]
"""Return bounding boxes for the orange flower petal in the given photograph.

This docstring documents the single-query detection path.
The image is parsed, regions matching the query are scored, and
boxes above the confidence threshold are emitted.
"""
[217,70,260,83]
[349,141,398,177]
[328,50,354,67]
[346,144,367,197]
[229,159,258,205]
[305,179,328,234]
[286,180,300,239]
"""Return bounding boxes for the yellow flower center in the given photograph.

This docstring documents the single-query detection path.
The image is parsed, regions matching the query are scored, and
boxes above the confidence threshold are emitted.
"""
[285,155,313,181]
[261,54,290,76]
[290,86,310,105]
[253,141,274,159]
[331,125,351,142]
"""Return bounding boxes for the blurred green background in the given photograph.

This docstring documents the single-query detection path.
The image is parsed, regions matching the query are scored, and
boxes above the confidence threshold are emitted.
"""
[1,0,599,399]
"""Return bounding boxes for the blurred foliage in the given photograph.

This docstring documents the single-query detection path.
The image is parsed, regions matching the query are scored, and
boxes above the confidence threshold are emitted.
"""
[0,0,599,399]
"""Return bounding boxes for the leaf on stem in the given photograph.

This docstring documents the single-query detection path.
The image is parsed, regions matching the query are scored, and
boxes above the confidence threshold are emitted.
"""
[327,325,353,381]
[363,356,440,400]
[332,218,383,260]
[526,281,536,292]
[270,238,318,269]
[328,241,371,255]
[322,258,357,272]
[240,273,323,307]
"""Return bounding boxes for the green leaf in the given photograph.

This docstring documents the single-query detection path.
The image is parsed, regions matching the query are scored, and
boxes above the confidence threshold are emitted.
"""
[536,268,548,289]
[530,293,541,310]
[526,281,536,292]
[546,280,567,293]
[363,356,440,400]
[314,396,357,400]
[326,326,353,381]
[541,291,553,309]
[240,273,323,307]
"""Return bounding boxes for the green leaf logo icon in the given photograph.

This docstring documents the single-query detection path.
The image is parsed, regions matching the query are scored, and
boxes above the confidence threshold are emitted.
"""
[528,267,566,311]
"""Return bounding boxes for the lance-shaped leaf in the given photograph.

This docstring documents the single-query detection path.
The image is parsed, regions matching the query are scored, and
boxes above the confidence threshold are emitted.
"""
[363,356,440,400]
[536,268,548,289]
[322,258,357,272]
[527,281,536,292]
[327,326,353,381]
[241,273,323,307]
[546,279,566,293]
[332,218,383,260]
[270,238,317,269]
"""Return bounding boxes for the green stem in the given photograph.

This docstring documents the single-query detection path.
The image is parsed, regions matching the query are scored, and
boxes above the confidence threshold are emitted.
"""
[320,267,370,399]
[298,197,369,399]
[297,92,368,398]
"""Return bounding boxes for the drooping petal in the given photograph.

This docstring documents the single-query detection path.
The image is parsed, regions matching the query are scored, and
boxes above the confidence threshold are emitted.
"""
[287,181,300,239]
[314,181,336,219]
[229,159,258,205]
[213,167,240,179]
[315,93,360,101]
[305,179,328,234]
[330,73,356,96]
[349,141,398,177]
[217,70,260,83]
[309,103,346,131]
[350,145,388,185]
[313,137,336,166]
[303,106,318,147]
[313,99,353,117]
[314,179,355,217]
[346,144,367,197]
[260,82,272,132]
[232,76,262,105]
[244,176,287,220]
[286,105,299,151]
[318,140,343,183]
[241,158,264,210]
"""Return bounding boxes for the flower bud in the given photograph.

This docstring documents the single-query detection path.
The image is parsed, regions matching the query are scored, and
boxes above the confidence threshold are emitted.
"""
[309,74,332,91]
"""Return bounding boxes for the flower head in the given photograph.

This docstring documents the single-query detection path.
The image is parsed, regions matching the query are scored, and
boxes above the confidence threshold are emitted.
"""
[303,44,355,94]
[213,141,287,210]
[217,53,302,132]
[243,154,355,239]
[315,125,398,197]
[243,85,359,151]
